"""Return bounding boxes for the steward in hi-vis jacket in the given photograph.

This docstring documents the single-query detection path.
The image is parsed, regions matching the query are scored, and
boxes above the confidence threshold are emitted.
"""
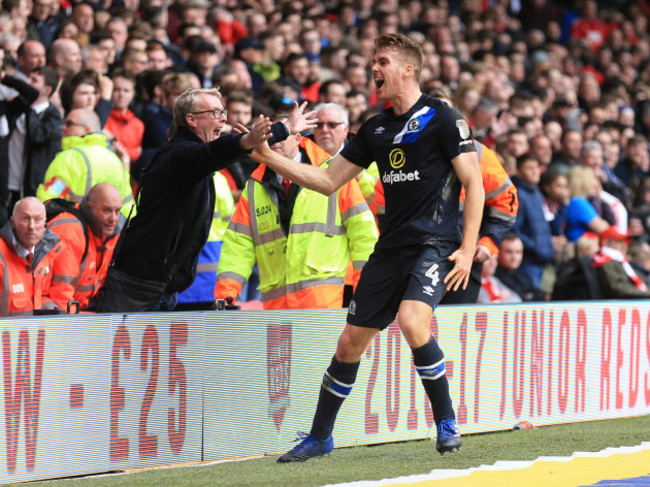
[215,136,378,309]
[46,183,125,310]
[35,108,133,216]
[0,197,76,314]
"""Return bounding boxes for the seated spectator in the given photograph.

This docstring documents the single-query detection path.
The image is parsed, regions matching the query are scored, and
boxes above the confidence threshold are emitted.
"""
[627,238,650,287]
[530,134,554,173]
[549,129,583,175]
[253,28,284,83]
[575,232,601,258]
[495,233,547,302]
[571,0,609,52]
[473,101,511,149]
[511,154,555,288]
[593,227,650,299]
[565,166,611,242]
[552,232,603,301]
[477,254,521,304]
[220,90,256,201]
[540,168,569,255]
[0,197,76,315]
[579,139,629,210]
[345,90,368,133]
[504,128,530,159]
[615,134,649,196]
[629,175,650,235]
[46,182,124,310]
[188,41,220,88]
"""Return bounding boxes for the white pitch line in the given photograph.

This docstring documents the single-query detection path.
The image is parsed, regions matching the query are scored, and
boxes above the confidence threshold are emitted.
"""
[319,441,650,487]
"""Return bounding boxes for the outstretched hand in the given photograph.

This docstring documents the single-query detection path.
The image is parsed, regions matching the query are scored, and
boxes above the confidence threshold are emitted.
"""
[444,245,475,291]
[285,101,318,134]
[238,115,272,151]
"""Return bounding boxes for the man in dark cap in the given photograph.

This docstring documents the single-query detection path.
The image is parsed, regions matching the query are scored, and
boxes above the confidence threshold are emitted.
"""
[190,41,220,87]
[233,37,264,95]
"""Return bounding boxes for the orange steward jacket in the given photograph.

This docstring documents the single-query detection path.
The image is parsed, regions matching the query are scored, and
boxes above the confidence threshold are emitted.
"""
[459,141,518,255]
[47,203,124,310]
[0,223,76,314]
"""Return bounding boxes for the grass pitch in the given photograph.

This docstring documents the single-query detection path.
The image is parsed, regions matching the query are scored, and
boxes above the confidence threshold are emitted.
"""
[13,415,650,487]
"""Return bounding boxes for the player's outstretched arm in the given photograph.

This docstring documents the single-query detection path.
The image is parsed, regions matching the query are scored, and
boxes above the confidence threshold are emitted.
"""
[445,151,485,291]
[252,142,362,196]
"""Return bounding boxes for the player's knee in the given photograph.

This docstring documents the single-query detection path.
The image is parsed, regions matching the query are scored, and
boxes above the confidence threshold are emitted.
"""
[397,311,430,341]
[335,326,375,362]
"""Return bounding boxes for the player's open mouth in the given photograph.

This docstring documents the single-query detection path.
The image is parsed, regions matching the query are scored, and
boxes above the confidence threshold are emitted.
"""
[374,79,384,88]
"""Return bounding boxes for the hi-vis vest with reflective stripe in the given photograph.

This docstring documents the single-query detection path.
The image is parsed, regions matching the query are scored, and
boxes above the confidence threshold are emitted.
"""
[177,172,234,304]
[35,133,134,217]
[458,141,518,255]
[215,139,378,309]
[47,207,120,310]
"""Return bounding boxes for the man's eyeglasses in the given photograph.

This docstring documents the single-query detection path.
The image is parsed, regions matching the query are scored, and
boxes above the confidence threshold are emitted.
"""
[191,108,228,119]
[315,121,344,129]
[63,119,86,128]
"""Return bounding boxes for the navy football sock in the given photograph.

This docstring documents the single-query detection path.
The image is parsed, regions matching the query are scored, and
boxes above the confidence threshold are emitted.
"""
[412,335,455,424]
[310,356,360,440]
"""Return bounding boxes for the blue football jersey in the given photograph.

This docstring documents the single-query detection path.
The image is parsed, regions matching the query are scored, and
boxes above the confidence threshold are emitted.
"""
[341,94,477,249]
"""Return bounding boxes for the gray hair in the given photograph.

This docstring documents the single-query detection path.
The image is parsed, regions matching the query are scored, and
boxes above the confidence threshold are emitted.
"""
[315,102,349,127]
[173,87,222,127]
[581,139,602,156]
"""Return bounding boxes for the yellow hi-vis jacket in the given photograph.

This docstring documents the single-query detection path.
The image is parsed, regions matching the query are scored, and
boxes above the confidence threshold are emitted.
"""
[214,138,378,309]
[36,133,134,216]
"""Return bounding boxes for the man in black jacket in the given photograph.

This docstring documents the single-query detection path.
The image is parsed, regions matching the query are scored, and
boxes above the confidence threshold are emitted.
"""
[7,66,62,211]
[0,68,40,227]
[97,87,315,312]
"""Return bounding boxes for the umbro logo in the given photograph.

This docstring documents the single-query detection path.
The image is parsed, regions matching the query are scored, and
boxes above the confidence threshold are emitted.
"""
[374,127,385,134]
[423,286,435,296]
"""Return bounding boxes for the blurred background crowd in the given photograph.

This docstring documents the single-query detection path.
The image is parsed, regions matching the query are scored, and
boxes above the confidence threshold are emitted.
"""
[2,0,650,311]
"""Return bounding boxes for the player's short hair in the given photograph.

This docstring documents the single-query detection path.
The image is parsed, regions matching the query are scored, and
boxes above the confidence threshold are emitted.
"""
[375,33,423,80]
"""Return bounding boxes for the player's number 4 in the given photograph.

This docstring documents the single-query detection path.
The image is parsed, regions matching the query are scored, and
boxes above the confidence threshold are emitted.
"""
[425,263,439,286]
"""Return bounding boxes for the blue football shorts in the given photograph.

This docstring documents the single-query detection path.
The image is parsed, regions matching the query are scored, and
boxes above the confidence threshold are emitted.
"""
[347,241,458,330]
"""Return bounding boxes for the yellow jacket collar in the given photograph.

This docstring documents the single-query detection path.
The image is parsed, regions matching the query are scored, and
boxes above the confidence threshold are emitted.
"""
[61,132,109,150]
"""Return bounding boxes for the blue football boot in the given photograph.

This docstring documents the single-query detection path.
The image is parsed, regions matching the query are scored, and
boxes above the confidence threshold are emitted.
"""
[436,419,462,454]
[277,432,334,463]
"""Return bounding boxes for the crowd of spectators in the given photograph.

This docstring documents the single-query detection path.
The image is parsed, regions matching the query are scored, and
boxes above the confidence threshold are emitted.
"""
[2,0,650,311]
